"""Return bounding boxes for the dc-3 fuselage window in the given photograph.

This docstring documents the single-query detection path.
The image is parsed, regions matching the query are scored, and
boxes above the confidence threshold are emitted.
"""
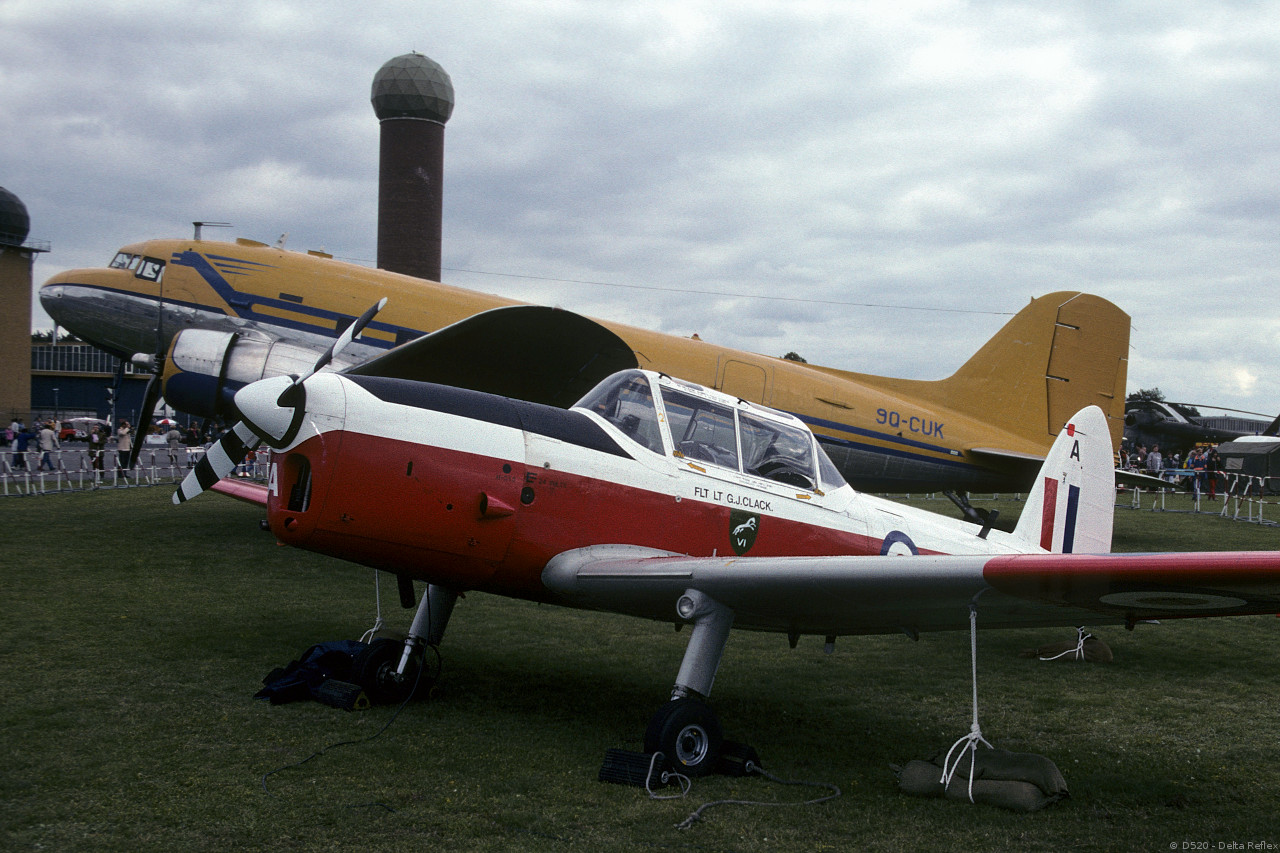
[578,370,665,453]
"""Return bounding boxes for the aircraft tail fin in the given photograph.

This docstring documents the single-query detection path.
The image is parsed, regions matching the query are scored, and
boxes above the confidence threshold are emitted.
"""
[1012,405,1115,554]
[839,292,1130,453]
[940,292,1129,449]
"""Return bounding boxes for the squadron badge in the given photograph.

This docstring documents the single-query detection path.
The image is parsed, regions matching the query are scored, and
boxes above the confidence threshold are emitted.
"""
[729,509,760,555]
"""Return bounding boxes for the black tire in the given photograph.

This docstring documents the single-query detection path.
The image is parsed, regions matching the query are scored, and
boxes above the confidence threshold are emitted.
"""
[644,698,723,777]
[354,638,424,704]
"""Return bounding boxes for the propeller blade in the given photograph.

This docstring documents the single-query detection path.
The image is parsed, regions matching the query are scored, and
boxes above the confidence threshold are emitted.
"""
[235,374,304,449]
[127,371,164,470]
[173,421,261,504]
[307,298,387,379]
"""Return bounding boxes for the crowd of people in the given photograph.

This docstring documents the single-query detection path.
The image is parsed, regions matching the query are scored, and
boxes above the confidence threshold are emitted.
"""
[4,418,233,478]
[4,418,65,473]
[1119,442,1226,498]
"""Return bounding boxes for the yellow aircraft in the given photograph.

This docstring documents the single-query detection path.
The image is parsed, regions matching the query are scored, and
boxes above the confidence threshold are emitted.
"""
[39,236,1129,493]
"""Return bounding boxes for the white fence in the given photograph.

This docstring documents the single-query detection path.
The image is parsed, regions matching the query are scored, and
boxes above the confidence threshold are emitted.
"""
[1121,469,1279,526]
[1,444,267,496]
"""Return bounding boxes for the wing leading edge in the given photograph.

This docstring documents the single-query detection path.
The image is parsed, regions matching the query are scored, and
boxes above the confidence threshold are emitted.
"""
[542,546,1280,637]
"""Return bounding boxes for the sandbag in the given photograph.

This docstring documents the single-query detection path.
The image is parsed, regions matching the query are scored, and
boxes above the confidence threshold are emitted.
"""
[253,640,369,705]
[895,747,1068,812]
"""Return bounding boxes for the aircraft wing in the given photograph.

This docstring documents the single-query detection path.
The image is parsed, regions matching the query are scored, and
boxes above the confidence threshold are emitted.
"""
[210,478,269,506]
[542,546,1280,636]
[347,305,639,408]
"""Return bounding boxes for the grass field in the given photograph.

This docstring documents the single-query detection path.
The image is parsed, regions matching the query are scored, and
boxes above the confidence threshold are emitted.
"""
[2,487,1277,852]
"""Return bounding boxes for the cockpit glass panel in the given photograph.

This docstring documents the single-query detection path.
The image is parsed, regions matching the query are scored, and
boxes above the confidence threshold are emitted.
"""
[109,252,140,271]
[663,389,739,470]
[135,257,164,282]
[817,446,847,490]
[739,411,818,490]
[576,370,664,453]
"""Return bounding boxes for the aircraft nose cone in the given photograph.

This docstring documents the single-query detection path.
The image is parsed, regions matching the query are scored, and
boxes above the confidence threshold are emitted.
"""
[38,282,66,313]
[38,281,90,333]
[234,375,301,446]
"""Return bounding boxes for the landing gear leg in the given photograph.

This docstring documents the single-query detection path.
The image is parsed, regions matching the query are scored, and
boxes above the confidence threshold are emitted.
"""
[944,490,983,524]
[644,590,733,776]
[356,584,457,704]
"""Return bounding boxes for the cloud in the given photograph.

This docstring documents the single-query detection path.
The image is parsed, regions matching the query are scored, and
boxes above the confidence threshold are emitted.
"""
[5,0,1279,414]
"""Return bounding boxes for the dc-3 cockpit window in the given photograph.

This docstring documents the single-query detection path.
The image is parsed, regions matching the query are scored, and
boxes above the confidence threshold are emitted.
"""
[135,257,165,282]
[109,252,141,271]
[577,370,665,453]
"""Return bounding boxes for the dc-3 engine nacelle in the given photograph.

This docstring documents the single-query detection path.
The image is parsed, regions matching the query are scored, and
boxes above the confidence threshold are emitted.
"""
[158,328,362,420]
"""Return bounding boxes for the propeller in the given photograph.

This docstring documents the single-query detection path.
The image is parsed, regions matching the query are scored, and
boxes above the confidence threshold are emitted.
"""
[125,358,164,471]
[173,299,386,505]
[125,284,174,471]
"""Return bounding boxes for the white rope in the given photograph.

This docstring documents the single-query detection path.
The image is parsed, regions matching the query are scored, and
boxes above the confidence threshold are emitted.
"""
[645,753,691,801]
[359,570,386,644]
[940,603,992,803]
[1039,627,1090,661]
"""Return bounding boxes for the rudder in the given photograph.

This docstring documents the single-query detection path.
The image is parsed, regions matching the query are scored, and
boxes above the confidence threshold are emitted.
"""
[942,292,1129,448]
[1013,405,1115,554]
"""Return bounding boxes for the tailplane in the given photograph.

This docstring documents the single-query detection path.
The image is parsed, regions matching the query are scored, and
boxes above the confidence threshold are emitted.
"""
[1013,405,1115,554]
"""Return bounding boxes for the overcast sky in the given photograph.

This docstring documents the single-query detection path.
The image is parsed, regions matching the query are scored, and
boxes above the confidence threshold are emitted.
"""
[4,1,1279,417]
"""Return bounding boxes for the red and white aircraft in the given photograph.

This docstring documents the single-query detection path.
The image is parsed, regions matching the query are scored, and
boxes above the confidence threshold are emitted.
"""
[176,307,1280,777]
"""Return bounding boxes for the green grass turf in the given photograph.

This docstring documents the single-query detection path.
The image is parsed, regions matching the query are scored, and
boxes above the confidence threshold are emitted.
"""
[2,487,1277,851]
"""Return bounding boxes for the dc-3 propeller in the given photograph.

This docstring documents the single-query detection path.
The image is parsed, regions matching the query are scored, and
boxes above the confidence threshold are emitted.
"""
[173,299,387,505]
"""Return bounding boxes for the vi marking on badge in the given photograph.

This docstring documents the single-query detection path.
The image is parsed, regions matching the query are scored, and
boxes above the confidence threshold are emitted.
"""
[729,509,759,555]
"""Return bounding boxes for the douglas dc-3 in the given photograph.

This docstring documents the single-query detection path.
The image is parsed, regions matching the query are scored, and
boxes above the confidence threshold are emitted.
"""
[174,306,1280,778]
[41,236,1132,494]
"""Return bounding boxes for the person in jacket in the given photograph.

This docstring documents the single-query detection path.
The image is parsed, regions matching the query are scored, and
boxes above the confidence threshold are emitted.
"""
[37,421,59,471]
[115,420,133,477]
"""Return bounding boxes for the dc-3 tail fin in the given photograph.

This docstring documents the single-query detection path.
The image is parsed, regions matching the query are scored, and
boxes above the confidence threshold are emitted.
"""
[1013,405,1115,554]
[828,292,1130,453]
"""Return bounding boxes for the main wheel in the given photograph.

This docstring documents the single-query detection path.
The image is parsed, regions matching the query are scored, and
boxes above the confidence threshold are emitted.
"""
[354,638,426,704]
[644,698,723,777]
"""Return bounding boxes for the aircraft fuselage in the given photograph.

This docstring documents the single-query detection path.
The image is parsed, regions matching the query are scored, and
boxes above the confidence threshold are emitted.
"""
[42,238,1131,492]
[257,370,1037,636]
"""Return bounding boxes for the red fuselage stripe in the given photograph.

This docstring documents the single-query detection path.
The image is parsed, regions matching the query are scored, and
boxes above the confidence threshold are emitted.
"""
[269,431,885,598]
[1039,476,1057,551]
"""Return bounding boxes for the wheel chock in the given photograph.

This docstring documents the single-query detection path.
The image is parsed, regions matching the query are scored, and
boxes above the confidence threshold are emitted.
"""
[598,748,668,788]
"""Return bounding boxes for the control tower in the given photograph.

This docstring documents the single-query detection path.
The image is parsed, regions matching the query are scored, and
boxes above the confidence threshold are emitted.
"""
[372,52,454,282]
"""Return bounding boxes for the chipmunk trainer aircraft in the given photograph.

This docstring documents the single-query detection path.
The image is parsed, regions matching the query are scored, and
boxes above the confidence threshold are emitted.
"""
[41,236,1131,493]
[174,306,1280,777]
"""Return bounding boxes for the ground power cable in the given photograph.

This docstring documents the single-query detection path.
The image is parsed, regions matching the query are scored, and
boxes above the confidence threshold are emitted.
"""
[668,761,841,829]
